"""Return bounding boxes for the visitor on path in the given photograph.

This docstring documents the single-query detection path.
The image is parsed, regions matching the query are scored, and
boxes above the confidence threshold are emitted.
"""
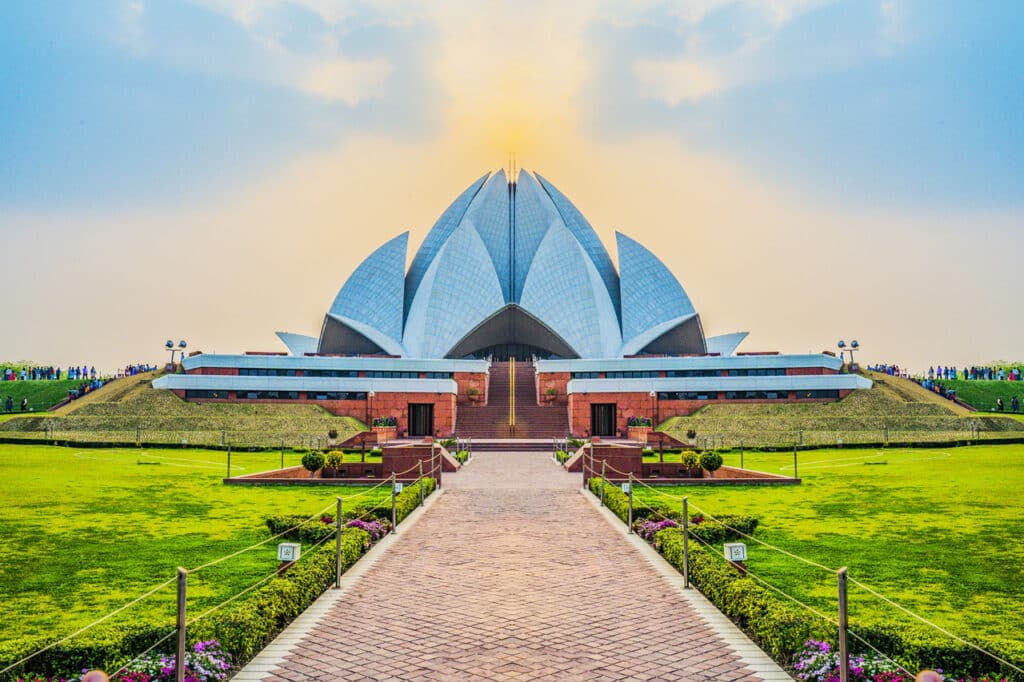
[1012,396,1020,412]
[996,397,1004,411]
[4,396,11,412]
[20,397,27,412]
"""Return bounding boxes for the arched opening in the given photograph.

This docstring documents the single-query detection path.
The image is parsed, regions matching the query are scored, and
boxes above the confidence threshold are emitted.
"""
[445,305,580,361]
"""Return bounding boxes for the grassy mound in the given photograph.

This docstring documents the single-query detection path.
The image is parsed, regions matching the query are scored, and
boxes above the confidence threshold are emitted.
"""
[935,379,1024,413]
[0,381,365,447]
[659,384,1024,447]
[0,380,82,412]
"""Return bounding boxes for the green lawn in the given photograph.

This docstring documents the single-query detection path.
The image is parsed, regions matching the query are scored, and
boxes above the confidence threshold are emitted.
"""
[0,444,391,645]
[936,379,1024,413]
[0,380,81,412]
[632,444,1024,651]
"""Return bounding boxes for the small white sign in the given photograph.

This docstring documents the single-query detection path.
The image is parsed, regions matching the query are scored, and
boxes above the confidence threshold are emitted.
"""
[277,542,301,562]
[724,542,747,562]
[621,483,631,494]
[394,482,404,494]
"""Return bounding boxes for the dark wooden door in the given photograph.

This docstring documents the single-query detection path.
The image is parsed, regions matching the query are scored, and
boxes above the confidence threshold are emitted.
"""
[408,403,434,437]
[590,403,616,437]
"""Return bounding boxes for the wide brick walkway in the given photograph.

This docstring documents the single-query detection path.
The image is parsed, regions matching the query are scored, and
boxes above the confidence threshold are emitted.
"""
[251,453,784,681]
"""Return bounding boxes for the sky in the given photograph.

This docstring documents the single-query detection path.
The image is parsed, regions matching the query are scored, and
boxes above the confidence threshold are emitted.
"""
[1,1,1021,373]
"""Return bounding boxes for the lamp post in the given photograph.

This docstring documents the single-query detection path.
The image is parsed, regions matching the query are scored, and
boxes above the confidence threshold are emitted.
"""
[367,390,375,427]
[165,339,188,367]
[648,389,656,427]
[837,339,860,369]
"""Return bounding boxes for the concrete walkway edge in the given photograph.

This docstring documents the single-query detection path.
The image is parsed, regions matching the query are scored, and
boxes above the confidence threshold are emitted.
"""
[580,489,792,681]
[233,488,446,681]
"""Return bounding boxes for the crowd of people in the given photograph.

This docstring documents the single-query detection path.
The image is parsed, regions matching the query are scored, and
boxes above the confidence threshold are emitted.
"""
[868,364,908,377]
[1,362,158,413]
[926,365,1023,381]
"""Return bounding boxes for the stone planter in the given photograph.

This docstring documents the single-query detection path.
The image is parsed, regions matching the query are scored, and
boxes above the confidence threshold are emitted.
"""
[627,426,651,443]
[373,426,397,443]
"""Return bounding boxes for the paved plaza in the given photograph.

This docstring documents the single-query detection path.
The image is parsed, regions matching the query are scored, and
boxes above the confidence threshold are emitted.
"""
[240,453,788,681]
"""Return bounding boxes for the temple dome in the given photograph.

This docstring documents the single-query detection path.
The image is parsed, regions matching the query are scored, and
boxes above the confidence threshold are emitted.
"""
[313,169,706,360]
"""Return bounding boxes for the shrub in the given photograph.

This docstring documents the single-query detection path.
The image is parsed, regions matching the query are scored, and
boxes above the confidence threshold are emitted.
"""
[466,387,479,397]
[627,416,652,427]
[682,451,699,469]
[190,529,367,659]
[300,451,324,477]
[371,416,397,427]
[392,477,436,525]
[554,450,571,464]
[700,450,724,477]
[567,437,583,448]
[545,387,557,397]
[324,451,343,469]
[0,532,369,680]
[453,450,469,464]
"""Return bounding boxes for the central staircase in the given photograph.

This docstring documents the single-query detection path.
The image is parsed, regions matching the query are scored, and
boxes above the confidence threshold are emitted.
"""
[456,361,568,439]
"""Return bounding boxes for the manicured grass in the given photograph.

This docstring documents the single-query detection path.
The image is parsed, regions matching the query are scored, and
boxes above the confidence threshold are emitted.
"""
[936,379,1024,413]
[0,384,365,447]
[0,444,391,645]
[0,380,81,412]
[631,444,1024,651]
[659,386,1024,448]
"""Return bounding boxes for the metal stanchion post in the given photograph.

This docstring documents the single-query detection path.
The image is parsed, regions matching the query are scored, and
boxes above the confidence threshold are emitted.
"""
[418,460,424,507]
[682,497,690,588]
[175,568,187,682]
[838,567,849,682]
[601,460,606,506]
[627,473,634,533]
[335,497,343,588]
[391,474,398,534]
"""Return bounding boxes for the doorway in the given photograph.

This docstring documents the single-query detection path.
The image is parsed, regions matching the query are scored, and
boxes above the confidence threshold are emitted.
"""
[590,403,616,437]
[408,403,434,438]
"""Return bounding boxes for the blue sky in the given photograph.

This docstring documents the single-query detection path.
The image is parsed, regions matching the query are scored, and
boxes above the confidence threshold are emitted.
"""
[1,1,1021,370]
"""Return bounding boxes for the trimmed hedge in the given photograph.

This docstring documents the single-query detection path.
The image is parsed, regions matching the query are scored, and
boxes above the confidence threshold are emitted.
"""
[586,477,757,543]
[655,530,1024,679]
[265,476,436,542]
[0,528,369,681]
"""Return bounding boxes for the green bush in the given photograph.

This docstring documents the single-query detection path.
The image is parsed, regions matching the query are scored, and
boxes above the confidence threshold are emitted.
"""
[453,450,469,464]
[301,451,324,476]
[700,450,724,476]
[324,451,343,469]
[393,477,436,525]
[554,450,571,464]
[0,529,369,680]
[682,451,699,469]
[654,528,1024,678]
[191,528,367,659]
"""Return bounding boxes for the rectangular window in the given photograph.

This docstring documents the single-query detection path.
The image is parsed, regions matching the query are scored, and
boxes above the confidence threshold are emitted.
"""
[605,371,658,379]
[657,392,715,401]
[725,368,786,377]
[422,372,452,379]
[796,390,839,399]
[237,391,300,400]
[724,391,791,400]
[238,368,298,377]
[185,390,229,399]
[665,370,720,377]
[365,371,419,379]
[311,392,368,401]
[304,369,359,378]
[571,372,599,379]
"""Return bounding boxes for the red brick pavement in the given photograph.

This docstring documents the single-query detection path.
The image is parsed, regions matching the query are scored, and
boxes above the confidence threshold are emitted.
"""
[256,453,777,681]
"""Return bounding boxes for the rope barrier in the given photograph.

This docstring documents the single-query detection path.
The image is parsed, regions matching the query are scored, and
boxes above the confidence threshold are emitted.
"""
[847,577,1024,675]
[846,627,915,677]
[0,577,177,675]
[108,628,178,679]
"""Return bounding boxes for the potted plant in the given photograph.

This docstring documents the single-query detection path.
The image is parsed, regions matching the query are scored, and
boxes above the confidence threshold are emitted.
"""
[301,451,325,479]
[324,451,343,478]
[327,428,339,447]
[700,450,724,479]
[466,387,480,403]
[686,429,697,446]
[682,451,701,478]
[545,387,558,402]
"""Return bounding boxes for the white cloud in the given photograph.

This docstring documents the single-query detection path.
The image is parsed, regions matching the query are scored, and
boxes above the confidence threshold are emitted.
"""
[632,58,723,104]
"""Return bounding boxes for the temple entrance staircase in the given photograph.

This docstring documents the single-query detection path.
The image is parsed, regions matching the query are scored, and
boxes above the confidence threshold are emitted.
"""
[455,360,568,444]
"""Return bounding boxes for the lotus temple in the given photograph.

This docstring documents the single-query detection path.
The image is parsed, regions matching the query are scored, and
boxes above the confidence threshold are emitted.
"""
[155,169,870,439]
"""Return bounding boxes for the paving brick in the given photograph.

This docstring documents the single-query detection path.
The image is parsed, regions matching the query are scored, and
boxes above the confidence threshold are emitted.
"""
[255,452,780,680]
